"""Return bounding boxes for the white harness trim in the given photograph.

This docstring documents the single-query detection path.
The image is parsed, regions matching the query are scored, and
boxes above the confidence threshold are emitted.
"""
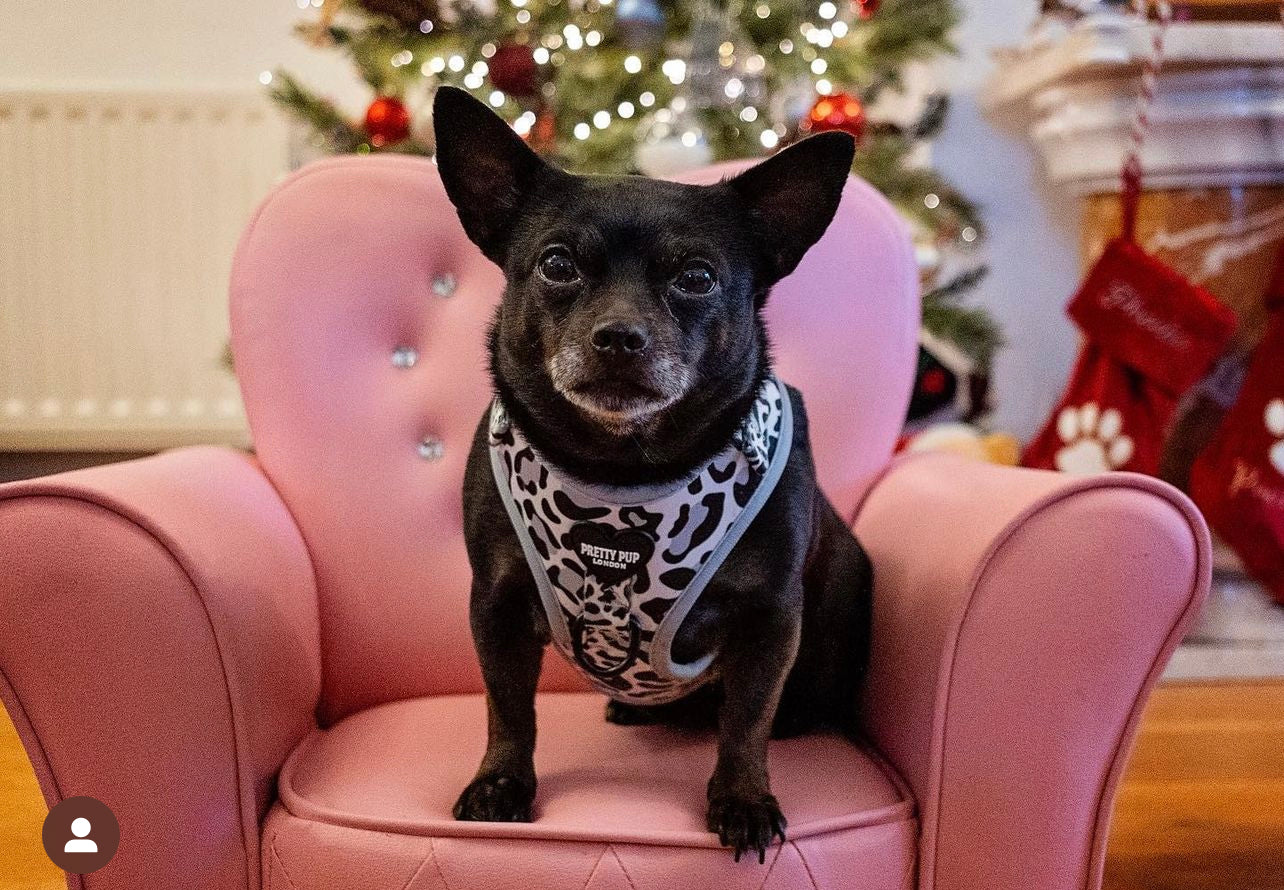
[488,376,793,704]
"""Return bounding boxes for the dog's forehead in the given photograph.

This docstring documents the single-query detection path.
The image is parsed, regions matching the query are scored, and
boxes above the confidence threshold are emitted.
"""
[554,174,735,235]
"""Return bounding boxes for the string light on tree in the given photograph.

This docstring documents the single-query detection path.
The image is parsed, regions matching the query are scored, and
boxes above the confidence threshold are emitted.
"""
[662,59,687,85]
[635,105,711,176]
[513,110,538,136]
[268,0,994,380]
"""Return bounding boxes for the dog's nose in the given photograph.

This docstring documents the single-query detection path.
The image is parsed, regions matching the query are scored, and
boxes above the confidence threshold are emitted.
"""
[590,319,650,356]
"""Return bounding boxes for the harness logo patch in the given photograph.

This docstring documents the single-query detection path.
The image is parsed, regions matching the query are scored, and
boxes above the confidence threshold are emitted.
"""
[566,523,654,585]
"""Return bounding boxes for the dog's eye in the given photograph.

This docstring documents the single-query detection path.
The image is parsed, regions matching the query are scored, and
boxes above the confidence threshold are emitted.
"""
[673,262,716,295]
[537,247,579,284]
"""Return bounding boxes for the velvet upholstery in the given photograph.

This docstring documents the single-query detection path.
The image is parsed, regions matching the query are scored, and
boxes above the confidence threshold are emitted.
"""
[0,156,1209,890]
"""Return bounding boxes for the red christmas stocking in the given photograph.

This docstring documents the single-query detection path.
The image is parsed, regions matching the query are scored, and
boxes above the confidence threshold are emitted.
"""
[1024,238,1237,475]
[1190,307,1284,605]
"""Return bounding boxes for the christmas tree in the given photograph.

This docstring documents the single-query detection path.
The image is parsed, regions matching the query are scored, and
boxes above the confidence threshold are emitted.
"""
[271,0,1000,375]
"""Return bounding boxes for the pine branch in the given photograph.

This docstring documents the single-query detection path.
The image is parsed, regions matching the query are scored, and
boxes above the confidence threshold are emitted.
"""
[923,264,989,304]
[911,94,949,140]
[863,0,961,66]
[270,0,1003,369]
[355,0,439,30]
[853,132,984,234]
[269,71,365,153]
[921,266,1003,370]
[317,24,401,92]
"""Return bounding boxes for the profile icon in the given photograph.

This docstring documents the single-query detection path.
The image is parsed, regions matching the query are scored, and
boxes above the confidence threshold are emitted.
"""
[64,817,98,853]
[42,796,118,874]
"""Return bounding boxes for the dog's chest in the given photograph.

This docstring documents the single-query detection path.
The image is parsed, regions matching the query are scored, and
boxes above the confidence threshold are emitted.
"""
[488,377,793,704]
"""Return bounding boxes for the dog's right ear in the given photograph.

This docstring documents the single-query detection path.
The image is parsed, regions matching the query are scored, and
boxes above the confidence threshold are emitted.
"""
[433,86,550,264]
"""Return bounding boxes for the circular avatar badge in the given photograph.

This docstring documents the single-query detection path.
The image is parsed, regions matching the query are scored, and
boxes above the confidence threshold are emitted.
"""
[42,796,120,874]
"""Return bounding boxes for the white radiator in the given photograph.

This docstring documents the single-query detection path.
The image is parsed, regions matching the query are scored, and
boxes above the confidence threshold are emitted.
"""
[0,86,289,450]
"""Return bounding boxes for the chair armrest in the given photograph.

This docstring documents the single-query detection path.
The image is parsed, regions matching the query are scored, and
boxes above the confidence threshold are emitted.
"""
[0,446,320,890]
[853,454,1209,890]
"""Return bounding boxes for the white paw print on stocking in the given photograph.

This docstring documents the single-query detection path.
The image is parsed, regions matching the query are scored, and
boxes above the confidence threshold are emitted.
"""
[1054,402,1135,475]
[1267,398,1284,476]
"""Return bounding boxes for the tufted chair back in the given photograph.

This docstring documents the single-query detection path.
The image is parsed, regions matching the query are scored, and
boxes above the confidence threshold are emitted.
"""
[230,155,918,724]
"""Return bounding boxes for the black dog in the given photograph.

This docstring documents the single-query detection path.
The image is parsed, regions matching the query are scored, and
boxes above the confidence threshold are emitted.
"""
[433,86,872,864]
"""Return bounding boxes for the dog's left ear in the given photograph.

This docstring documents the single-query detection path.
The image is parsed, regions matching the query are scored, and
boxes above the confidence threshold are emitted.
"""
[433,85,552,264]
[725,131,855,285]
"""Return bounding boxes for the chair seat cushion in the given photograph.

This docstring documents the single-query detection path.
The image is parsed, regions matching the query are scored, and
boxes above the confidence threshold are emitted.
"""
[265,693,916,890]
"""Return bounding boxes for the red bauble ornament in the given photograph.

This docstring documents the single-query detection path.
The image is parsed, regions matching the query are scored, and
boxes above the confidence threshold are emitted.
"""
[488,42,539,98]
[364,95,411,147]
[805,92,866,141]
[854,0,879,19]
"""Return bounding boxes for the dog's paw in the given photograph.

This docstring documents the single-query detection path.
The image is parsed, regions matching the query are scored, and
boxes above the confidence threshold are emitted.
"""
[452,774,535,823]
[706,793,787,864]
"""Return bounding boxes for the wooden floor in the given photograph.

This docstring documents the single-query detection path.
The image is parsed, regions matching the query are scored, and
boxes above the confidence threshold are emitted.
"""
[1,681,1281,889]
[1103,681,1284,890]
[0,708,59,889]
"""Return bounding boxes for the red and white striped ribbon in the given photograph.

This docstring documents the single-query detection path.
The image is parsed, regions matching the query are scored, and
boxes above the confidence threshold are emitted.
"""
[1120,0,1174,241]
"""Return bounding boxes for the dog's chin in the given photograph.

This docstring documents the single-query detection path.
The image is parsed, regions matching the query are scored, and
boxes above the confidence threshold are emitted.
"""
[559,381,677,436]
[546,345,692,436]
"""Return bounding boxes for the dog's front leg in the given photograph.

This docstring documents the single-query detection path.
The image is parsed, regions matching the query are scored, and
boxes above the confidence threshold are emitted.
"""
[453,577,544,823]
[707,596,802,863]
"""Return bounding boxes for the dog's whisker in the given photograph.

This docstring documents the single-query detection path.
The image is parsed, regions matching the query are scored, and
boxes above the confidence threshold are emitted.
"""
[630,434,658,464]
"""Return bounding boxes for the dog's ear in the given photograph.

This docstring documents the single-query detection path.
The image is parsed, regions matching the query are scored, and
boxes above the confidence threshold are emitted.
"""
[433,86,550,264]
[725,131,855,285]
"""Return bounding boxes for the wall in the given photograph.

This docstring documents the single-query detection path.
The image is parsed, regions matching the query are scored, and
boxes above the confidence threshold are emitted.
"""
[932,4,1084,440]
[0,0,1081,442]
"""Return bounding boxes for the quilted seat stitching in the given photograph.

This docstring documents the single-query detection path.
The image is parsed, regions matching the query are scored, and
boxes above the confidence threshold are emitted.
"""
[754,840,787,890]
[270,841,303,890]
[396,842,437,890]
[608,845,640,890]
[791,841,821,890]
[578,845,611,890]
[422,837,455,890]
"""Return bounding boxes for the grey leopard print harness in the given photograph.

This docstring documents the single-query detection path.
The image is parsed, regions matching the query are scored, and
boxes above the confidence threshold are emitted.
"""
[488,376,793,704]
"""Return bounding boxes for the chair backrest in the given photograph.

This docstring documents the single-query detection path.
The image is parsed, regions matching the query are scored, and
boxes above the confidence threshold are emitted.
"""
[230,155,918,724]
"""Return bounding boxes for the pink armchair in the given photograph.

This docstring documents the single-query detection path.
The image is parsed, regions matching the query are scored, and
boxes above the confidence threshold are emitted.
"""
[0,156,1209,890]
